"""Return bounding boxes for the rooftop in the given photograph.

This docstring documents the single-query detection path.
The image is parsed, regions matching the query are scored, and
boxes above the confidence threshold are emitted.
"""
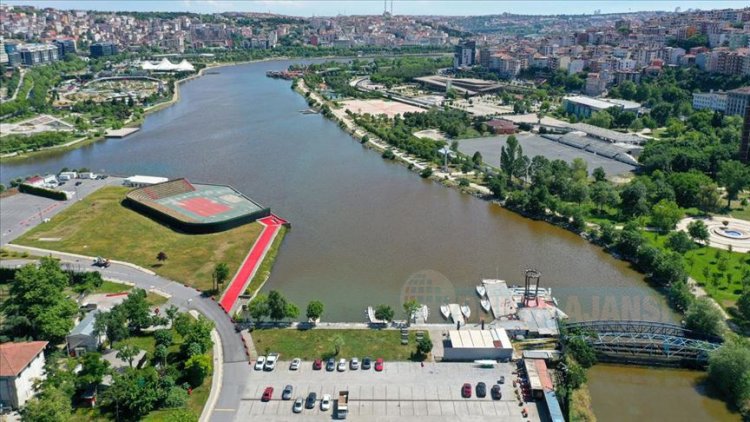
[69,310,100,337]
[0,341,48,377]
[448,328,512,349]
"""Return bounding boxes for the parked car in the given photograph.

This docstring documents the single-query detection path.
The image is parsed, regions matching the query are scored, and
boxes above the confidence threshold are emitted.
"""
[499,375,505,384]
[375,358,384,372]
[350,357,360,370]
[282,385,293,400]
[254,356,266,370]
[320,394,332,411]
[305,392,317,409]
[290,358,301,370]
[491,384,502,400]
[461,383,472,398]
[264,353,279,371]
[476,382,487,398]
[293,397,304,413]
[75,181,82,186]
[313,358,323,370]
[326,358,336,371]
[262,387,273,402]
[362,357,372,370]
[337,358,347,372]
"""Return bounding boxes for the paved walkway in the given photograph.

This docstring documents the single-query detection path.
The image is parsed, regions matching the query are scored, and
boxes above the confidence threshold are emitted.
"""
[219,214,286,314]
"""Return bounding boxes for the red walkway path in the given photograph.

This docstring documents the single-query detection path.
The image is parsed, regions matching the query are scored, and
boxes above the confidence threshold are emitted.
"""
[219,215,286,313]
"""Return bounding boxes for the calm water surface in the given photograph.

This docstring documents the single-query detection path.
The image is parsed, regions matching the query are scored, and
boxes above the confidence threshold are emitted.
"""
[0,60,738,421]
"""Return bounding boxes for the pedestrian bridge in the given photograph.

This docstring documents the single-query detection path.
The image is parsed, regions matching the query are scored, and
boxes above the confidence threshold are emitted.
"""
[564,320,723,365]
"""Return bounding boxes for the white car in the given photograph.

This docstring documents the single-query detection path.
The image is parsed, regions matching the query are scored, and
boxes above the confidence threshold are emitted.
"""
[350,357,360,370]
[254,356,266,370]
[293,397,304,413]
[290,358,301,370]
[320,394,332,411]
[264,353,279,371]
[337,358,347,372]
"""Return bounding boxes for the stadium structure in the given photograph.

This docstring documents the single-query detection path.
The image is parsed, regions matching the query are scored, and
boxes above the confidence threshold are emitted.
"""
[124,178,272,233]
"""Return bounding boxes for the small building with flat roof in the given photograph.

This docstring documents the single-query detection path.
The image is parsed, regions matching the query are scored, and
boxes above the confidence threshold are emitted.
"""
[563,95,641,118]
[124,175,169,188]
[524,358,554,399]
[442,328,513,361]
[67,311,102,357]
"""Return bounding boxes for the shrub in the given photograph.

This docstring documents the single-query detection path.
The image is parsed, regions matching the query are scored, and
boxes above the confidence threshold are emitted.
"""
[18,183,67,200]
[420,167,433,178]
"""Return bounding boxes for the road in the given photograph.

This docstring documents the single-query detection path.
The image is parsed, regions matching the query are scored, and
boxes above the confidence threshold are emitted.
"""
[0,183,250,422]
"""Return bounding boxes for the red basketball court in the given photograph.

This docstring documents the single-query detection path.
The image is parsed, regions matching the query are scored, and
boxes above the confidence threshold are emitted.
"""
[178,197,231,217]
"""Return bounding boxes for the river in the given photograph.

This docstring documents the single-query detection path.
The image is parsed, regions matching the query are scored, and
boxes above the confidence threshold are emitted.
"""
[0,59,738,421]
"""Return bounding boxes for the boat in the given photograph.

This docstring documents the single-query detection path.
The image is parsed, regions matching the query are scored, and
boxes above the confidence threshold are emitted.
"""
[474,360,497,368]
[480,299,491,313]
[461,305,471,319]
[475,285,486,298]
[440,305,450,320]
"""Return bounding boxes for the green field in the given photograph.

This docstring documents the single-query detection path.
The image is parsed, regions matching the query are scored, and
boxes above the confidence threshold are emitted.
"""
[15,186,262,291]
[252,328,428,361]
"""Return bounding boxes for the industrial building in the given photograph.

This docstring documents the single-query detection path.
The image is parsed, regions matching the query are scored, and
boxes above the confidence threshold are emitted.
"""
[442,328,513,361]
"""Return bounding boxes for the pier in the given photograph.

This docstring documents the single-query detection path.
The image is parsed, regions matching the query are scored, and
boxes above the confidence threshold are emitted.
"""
[447,303,465,325]
[482,279,517,319]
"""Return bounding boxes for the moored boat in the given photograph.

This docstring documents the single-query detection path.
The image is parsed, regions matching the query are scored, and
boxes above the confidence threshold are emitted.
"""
[480,299,491,313]
[440,304,450,319]
[476,285,486,298]
[461,305,471,319]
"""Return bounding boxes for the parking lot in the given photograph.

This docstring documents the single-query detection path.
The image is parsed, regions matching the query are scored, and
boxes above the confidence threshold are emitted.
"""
[236,361,539,421]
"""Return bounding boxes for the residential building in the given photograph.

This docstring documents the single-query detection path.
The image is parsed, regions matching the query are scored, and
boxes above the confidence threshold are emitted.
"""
[726,87,750,116]
[584,72,607,96]
[66,311,102,356]
[0,341,48,409]
[453,40,476,69]
[692,90,727,112]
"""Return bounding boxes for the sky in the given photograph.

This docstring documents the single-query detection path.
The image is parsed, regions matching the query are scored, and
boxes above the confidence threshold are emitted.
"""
[4,1,747,17]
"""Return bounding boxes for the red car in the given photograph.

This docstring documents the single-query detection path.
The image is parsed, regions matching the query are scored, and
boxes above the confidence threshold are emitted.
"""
[374,358,384,372]
[262,386,273,402]
[313,358,323,370]
[461,383,472,398]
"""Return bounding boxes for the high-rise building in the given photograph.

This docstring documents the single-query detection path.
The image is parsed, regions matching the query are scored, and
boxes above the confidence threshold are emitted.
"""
[54,39,76,58]
[740,105,750,163]
[90,42,118,58]
[17,43,59,66]
[726,87,750,116]
[453,41,476,69]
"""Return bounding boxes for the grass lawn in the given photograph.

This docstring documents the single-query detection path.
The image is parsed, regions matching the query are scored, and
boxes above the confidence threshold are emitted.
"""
[14,186,263,291]
[643,232,749,307]
[244,227,287,296]
[252,328,429,361]
[728,194,750,222]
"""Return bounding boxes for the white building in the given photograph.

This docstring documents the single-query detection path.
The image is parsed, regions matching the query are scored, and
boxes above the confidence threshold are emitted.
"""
[692,91,728,113]
[0,341,48,409]
[123,175,169,187]
[66,311,102,357]
[79,172,97,179]
[442,328,513,361]
[58,171,78,181]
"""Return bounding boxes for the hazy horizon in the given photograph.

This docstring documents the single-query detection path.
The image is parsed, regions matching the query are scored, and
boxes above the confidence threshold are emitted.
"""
[3,1,746,17]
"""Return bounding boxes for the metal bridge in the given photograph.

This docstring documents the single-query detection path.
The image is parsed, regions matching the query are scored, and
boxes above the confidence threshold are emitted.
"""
[564,320,723,365]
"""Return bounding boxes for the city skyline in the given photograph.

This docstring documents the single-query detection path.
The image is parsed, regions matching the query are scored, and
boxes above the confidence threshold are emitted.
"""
[3,0,747,16]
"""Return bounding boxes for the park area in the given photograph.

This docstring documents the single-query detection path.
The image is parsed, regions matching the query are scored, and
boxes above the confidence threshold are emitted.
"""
[252,328,428,361]
[14,186,262,290]
[340,99,424,117]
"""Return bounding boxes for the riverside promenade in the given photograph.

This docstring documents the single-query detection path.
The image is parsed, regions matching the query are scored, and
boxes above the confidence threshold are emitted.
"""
[219,214,287,314]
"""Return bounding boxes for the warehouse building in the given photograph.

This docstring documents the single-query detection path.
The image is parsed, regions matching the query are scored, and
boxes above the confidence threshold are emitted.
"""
[442,328,513,361]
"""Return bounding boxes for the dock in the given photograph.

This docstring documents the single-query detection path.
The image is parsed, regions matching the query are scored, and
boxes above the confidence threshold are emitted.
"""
[447,303,465,326]
[482,279,517,319]
[105,127,140,138]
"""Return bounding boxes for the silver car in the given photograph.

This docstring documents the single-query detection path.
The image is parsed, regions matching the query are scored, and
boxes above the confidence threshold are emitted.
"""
[350,357,360,370]
[293,397,304,413]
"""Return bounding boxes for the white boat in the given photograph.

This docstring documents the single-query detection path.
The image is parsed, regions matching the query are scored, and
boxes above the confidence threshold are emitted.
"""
[474,360,497,368]
[475,285,486,298]
[440,305,450,320]
[480,299,491,313]
[461,305,471,319]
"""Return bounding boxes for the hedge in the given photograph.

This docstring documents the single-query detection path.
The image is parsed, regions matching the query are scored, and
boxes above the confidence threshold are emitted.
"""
[18,183,67,200]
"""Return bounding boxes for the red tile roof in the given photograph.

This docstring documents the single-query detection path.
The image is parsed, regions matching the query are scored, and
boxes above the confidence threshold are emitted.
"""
[0,341,48,377]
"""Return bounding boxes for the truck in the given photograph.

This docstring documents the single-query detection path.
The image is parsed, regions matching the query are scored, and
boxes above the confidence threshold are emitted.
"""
[335,390,349,419]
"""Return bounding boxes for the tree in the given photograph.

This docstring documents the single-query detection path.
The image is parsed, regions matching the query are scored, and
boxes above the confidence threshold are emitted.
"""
[154,329,173,348]
[374,304,395,322]
[267,290,297,321]
[685,220,710,246]
[685,297,725,338]
[116,344,141,368]
[102,367,163,418]
[154,344,169,367]
[707,340,750,417]
[285,302,300,320]
[185,354,212,387]
[403,299,421,323]
[212,262,230,292]
[587,110,613,128]
[718,160,750,207]
[165,305,179,327]
[72,271,103,296]
[665,231,695,254]
[3,257,77,343]
[94,307,128,345]
[471,151,483,166]
[650,199,682,232]
[500,135,524,186]
[619,181,650,218]
[247,294,269,322]
[156,251,168,262]
[122,288,152,333]
[178,316,213,357]
[668,281,694,312]
[305,300,324,322]
[21,386,72,422]
[590,181,619,212]
[332,334,345,355]
[592,166,606,182]
[416,336,433,357]
[566,337,597,368]
[76,352,110,393]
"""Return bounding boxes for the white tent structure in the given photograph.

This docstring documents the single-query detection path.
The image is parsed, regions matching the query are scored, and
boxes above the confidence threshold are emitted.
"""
[141,58,195,72]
